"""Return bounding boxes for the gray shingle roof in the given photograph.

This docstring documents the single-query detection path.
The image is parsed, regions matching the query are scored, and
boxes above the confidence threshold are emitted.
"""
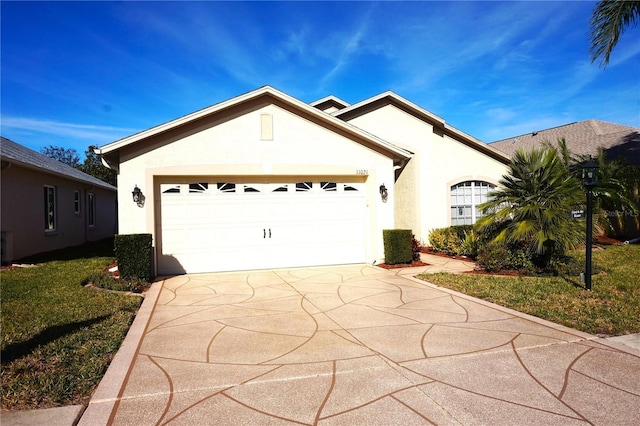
[1,137,116,190]
[488,119,640,165]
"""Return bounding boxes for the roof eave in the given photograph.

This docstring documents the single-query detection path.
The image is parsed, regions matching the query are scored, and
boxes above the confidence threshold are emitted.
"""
[335,91,509,164]
[4,157,116,191]
[99,86,412,161]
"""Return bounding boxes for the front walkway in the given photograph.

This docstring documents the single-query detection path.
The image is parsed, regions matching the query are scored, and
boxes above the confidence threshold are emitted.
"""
[416,253,477,274]
[78,264,640,425]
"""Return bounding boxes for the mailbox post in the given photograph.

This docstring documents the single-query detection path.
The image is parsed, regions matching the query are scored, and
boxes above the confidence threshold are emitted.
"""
[581,157,598,291]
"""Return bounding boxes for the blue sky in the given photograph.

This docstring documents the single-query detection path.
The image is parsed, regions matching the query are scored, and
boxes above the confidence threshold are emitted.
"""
[2,1,639,155]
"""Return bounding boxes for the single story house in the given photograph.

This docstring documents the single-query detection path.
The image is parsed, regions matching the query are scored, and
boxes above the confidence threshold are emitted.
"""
[97,86,510,275]
[1,137,117,263]
[489,119,640,165]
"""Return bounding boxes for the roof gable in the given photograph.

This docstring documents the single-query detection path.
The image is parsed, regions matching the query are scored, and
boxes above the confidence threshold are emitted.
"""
[0,137,116,190]
[334,91,510,164]
[98,86,412,163]
[309,95,350,113]
[489,119,640,164]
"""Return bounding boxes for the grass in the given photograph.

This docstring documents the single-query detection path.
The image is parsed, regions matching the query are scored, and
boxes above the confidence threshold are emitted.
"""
[417,244,640,337]
[1,240,143,411]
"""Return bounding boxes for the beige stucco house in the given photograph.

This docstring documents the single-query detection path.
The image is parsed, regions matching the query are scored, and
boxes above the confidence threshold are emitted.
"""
[1,137,117,262]
[97,86,509,275]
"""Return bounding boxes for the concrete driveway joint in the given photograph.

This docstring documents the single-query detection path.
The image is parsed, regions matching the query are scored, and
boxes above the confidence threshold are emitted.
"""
[79,263,640,425]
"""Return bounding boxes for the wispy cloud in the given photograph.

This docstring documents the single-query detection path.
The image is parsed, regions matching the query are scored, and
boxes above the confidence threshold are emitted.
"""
[1,117,138,144]
[317,4,379,91]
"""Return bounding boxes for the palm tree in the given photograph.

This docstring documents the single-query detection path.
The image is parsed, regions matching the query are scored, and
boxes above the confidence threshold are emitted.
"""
[547,138,639,237]
[475,146,584,267]
[590,0,640,67]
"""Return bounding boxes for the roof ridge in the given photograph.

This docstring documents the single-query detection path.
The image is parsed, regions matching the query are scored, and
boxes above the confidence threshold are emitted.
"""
[489,121,581,144]
[588,119,606,136]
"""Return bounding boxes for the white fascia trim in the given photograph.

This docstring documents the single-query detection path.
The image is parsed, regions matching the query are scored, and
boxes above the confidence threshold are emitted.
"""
[309,95,351,108]
[99,86,412,161]
[444,125,511,162]
[337,91,509,163]
[336,91,446,126]
[99,86,276,154]
[275,90,412,160]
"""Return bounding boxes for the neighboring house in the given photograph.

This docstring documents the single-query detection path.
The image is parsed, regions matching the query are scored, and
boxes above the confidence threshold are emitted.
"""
[489,119,640,165]
[97,86,509,275]
[490,119,640,239]
[1,137,117,263]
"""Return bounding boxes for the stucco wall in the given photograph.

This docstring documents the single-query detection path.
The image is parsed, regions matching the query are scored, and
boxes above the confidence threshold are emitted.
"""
[345,104,508,244]
[115,103,397,264]
[428,134,506,231]
[1,165,117,261]
[346,105,430,234]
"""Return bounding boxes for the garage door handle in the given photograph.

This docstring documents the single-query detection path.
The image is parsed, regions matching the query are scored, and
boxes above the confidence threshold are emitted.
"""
[269,228,271,238]
[263,228,266,239]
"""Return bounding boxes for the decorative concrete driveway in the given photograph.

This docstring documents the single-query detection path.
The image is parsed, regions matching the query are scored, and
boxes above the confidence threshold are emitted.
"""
[82,265,640,425]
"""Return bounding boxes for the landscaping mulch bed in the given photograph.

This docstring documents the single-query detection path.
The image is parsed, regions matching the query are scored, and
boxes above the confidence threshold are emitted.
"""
[377,260,430,269]
[595,235,625,245]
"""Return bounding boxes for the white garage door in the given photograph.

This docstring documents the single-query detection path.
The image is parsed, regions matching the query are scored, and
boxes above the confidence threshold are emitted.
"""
[158,181,367,274]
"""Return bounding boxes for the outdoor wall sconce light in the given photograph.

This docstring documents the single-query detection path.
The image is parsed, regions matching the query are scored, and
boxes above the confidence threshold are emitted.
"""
[379,184,388,203]
[132,185,145,207]
[581,157,598,291]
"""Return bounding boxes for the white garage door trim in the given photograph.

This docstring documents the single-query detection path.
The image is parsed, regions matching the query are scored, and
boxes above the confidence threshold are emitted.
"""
[158,180,367,274]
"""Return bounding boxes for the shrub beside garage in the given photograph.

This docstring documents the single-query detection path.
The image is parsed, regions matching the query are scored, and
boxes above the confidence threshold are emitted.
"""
[383,229,413,265]
[114,234,153,281]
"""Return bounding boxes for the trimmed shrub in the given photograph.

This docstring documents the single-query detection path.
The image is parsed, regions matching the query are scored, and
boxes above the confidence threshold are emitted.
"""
[428,226,473,256]
[476,241,539,274]
[506,244,536,274]
[383,229,413,265]
[428,228,448,253]
[114,234,153,281]
[476,242,510,272]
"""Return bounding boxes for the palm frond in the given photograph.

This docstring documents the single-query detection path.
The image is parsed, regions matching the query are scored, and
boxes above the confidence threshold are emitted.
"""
[590,0,640,67]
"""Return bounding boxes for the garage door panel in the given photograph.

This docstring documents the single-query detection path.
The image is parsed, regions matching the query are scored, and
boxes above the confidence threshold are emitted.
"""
[159,181,367,274]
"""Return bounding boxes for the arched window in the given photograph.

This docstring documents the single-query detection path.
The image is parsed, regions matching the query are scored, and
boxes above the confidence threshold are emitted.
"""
[450,181,495,225]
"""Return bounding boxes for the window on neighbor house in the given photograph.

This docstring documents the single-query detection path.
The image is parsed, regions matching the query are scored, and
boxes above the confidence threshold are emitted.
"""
[74,190,81,214]
[88,193,96,227]
[44,186,56,231]
[450,181,495,225]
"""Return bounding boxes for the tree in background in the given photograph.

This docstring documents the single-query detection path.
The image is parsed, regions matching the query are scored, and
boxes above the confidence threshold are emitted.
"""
[40,145,81,168]
[576,149,639,238]
[552,138,639,235]
[40,144,116,186]
[80,145,117,186]
[590,0,640,67]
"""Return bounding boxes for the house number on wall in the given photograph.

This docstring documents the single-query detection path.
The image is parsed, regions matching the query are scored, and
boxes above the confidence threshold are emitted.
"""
[356,169,369,175]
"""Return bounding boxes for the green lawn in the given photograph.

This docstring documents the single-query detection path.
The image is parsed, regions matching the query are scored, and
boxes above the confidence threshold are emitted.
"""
[417,244,640,337]
[1,240,142,411]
